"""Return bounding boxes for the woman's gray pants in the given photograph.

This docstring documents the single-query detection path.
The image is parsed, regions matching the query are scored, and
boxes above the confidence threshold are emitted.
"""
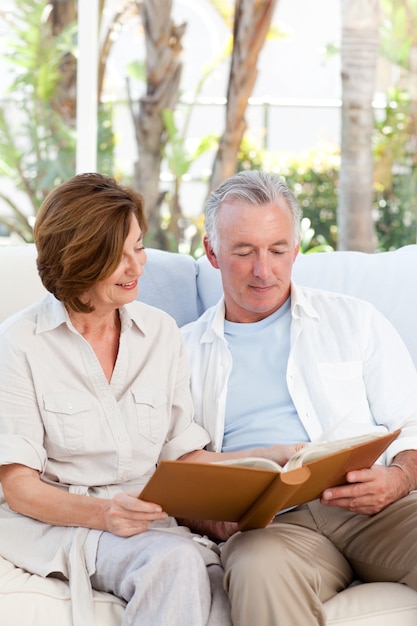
[90,529,231,626]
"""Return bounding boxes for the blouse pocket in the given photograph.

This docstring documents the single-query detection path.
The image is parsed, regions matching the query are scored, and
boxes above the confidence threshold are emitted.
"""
[43,392,91,453]
[131,387,167,444]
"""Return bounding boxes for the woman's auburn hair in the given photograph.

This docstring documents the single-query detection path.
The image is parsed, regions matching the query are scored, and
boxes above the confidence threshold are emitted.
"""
[34,172,147,313]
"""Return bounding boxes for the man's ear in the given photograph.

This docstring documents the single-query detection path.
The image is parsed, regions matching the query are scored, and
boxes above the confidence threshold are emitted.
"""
[293,240,300,263]
[203,235,220,269]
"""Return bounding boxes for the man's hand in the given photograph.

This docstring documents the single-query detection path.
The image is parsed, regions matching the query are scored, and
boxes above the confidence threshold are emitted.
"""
[176,518,239,542]
[103,493,168,537]
[320,463,410,515]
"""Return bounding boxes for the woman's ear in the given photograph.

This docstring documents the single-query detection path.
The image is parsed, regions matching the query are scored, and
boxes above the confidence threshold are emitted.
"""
[203,235,220,269]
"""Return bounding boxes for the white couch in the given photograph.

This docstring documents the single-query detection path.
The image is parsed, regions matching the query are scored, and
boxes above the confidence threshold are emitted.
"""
[1,243,417,625]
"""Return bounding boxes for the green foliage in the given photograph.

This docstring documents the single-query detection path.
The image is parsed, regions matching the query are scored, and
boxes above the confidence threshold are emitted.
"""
[0,0,416,254]
[237,140,339,251]
[380,0,417,70]
[237,136,265,172]
[373,87,414,174]
[162,108,217,180]
[275,152,340,251]
[237,136,417,253]
[97,102,116,175]
[126,59,146,83]
[374,1,417,249]
[299,218,334,254]
[373,87,417,250]
[0,0,115,242]
[160,107,217,254]
[0,0,76,240]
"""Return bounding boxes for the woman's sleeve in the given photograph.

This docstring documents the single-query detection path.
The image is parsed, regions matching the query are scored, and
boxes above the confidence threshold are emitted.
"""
[0,335,47,471]
[159,335,210,460]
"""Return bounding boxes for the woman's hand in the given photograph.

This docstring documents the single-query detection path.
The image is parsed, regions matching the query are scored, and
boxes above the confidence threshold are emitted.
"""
[0,463,168,536]
[103,492,168,537]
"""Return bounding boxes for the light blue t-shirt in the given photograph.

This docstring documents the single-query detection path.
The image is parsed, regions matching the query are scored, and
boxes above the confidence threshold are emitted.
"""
[222,298,309,452]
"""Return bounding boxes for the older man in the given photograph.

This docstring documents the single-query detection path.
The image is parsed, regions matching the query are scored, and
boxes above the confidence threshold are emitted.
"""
[181,170,417,626]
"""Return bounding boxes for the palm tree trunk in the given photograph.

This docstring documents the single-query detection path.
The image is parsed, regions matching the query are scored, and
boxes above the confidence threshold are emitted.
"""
[208,0,279,195]
[338,0,380,251]
[130,0,185,243]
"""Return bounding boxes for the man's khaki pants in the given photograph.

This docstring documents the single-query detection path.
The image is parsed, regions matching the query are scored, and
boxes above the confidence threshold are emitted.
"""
[221,493,417,626]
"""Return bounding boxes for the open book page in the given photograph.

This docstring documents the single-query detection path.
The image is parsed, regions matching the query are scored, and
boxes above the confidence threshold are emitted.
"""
[212,430,393,473]
[283,430,394,471]
[212,457,284,471]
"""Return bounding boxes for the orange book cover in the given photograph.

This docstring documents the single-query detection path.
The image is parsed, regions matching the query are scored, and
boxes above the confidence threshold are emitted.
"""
[139,429,400,531]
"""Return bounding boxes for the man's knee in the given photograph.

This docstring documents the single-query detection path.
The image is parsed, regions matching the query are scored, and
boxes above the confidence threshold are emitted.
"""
[221,528,289,583]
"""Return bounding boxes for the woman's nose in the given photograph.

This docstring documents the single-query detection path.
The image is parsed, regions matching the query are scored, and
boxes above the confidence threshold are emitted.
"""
[130,249,147,276]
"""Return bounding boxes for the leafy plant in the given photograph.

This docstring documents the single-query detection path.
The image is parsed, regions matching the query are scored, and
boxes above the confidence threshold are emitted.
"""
[161,107,217,253]
[373,87,417,250]
[0,0,77,240]
[0,0,116,242]
[236,138,417,253]
[299,218,334,254]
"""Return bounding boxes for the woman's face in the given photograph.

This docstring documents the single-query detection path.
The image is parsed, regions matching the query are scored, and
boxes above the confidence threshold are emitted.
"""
[85,214,147,312]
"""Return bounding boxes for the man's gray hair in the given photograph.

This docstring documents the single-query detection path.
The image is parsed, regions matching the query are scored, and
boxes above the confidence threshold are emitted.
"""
[204,170,301,254]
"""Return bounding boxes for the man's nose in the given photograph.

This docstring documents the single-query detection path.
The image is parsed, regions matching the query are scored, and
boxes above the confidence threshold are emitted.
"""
[253,254,271,279]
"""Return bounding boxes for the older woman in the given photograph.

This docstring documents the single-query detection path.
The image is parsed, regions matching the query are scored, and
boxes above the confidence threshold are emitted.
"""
[0,173,231,626]
[0,173,298,626]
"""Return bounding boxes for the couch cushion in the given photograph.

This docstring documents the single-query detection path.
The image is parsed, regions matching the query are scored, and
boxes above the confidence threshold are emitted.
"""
[138,248,199,327]
[0,555,125,625]
[0,244,45,322]
[292,245,417,367]
[325,581,417,625]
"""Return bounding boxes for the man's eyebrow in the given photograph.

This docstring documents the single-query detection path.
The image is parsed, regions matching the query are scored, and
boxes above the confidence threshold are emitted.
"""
[232,240,289,250]
[233,242,254,248]
[270,240,289,246]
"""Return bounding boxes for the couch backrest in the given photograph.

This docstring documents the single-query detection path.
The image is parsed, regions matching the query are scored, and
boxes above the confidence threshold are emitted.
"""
[0,245,200,328]
[2,243,417,367]
[137,248,199,327]
[196,245,417,367]
[0,245,46,321]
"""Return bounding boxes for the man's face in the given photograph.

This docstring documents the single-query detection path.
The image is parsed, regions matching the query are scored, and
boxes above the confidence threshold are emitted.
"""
[204,200,299,323]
